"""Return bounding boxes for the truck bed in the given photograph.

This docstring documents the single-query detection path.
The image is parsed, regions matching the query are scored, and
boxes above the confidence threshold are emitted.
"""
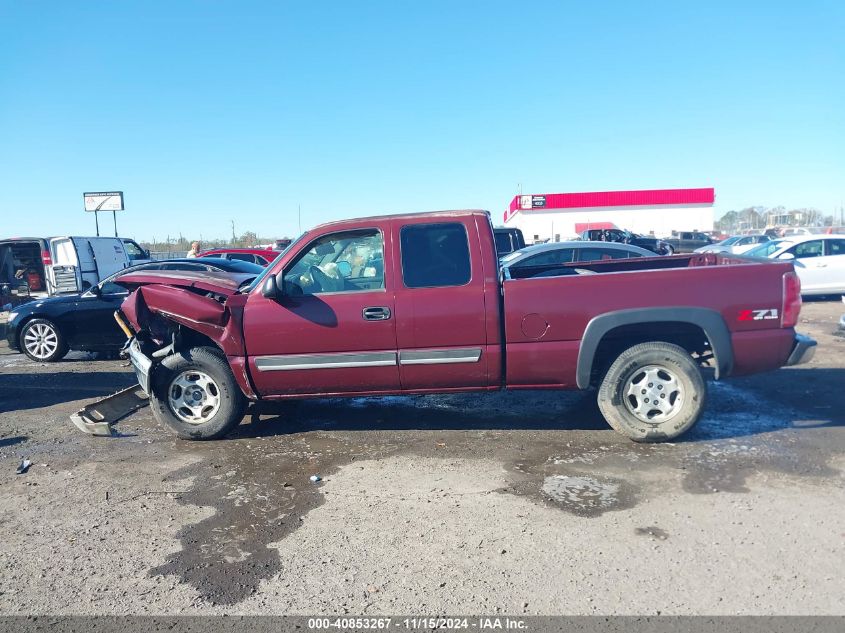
[502,253,796,388]
[505,252,753,280]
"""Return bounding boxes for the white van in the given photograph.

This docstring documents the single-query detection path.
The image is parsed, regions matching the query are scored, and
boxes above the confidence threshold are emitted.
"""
[0,236,134,301]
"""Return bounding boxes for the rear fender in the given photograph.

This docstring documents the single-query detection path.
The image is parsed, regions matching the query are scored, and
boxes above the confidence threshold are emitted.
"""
[576,307,734,388]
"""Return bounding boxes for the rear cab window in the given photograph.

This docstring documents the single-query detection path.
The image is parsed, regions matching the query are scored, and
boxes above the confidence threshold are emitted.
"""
[400,222,471,288]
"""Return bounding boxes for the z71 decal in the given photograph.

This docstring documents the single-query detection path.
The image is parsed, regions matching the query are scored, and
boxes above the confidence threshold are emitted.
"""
[738,308,779,321]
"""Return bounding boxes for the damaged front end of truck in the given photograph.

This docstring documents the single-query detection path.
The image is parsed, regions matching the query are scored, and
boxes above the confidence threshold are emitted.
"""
[117,270,257,400]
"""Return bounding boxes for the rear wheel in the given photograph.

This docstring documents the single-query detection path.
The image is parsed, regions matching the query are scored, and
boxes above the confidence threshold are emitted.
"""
[598,341,705,442]
[20,318,68,362]
[149,346,246,440]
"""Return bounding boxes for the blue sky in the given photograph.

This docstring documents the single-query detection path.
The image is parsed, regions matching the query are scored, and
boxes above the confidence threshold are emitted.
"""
[1,1,842,241]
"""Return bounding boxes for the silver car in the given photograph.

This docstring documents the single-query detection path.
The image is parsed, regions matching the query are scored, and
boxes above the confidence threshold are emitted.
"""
[501,241,656,279]
[695,234,771,255]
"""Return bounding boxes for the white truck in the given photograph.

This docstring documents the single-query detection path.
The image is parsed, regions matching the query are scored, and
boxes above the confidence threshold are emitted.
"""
[0,236,145,304]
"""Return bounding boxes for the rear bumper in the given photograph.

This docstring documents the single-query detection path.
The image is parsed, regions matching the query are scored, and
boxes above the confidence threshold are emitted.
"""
[786,333,817,366]
[127,338,153,394]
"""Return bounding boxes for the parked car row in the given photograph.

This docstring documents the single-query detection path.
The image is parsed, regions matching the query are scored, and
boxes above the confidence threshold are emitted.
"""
[0,234,286,310]
[577,229,674,255]
[0,235,152,303]
[501,241,657,278]
[198,247,281,266]
[742,235,845,296]
[694,234,772,255]
[5,258,263,361]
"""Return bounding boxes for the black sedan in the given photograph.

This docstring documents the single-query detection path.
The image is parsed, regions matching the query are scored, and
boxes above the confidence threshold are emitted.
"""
[6,258,262,362]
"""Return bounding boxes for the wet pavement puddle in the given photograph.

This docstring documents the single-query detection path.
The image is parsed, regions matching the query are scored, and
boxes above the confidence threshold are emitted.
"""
[138,383,843,606]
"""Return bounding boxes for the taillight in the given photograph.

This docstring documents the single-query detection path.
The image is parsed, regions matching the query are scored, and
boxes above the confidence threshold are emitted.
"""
[782,271,801,328]
[41,250,52,266]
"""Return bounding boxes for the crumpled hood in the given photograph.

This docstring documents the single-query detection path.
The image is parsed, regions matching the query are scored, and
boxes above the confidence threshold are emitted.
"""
[114,270,252,295]
[117,271,252,357]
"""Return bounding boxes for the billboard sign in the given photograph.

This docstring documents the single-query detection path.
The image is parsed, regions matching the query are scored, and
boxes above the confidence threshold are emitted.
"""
[84,192,124,212]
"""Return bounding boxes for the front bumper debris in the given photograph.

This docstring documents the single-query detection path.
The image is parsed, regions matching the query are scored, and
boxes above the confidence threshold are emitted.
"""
[70,385,149,436]
[128,338,153,394]
[786,333,817,366]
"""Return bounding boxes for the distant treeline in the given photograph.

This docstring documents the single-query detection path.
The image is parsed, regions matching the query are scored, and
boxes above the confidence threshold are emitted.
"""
[717,206,843,232]
[140,230,291,252]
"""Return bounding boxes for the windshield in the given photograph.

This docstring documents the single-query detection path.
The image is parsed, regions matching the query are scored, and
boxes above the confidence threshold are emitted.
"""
[719,236,742,246]
[744,239,791,258]
[244,232,306,293]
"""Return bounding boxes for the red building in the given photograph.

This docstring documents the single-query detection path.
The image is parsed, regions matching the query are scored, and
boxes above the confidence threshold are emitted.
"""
[503,188,715,242]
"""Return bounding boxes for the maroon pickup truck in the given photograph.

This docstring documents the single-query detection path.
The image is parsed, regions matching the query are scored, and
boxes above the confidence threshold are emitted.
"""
[118,210,816,442]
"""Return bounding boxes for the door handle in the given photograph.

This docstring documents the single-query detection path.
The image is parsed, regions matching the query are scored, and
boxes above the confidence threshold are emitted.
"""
[362,306,391,321]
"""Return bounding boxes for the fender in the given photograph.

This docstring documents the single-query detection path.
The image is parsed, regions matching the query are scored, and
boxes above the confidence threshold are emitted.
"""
[576,307,733,389]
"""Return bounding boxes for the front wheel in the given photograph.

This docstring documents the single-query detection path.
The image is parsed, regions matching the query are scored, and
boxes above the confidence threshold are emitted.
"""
[598,341,706,442]
[149,346,246,440]
[20,318,68,362]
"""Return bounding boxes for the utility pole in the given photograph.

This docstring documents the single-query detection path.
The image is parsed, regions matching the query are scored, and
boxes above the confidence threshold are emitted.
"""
[231,220,236,245]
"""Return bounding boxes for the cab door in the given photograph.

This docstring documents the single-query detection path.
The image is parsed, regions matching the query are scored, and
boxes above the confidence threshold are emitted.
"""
[392,217,493,391]
[243,226,400,396]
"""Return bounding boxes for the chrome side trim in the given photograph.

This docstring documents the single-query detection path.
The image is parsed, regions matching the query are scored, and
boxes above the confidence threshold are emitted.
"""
[399,348,482,365]
[254,351,397,372]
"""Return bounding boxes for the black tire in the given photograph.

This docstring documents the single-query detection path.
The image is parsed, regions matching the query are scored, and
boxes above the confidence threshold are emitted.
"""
[19,318,69,362]
[597,341,706,442]
[149,346,246,440]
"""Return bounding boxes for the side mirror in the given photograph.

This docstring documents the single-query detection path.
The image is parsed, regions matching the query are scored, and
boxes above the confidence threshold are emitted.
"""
[90,284,102,297]
[777,252,795,261]
[262,274,279,298]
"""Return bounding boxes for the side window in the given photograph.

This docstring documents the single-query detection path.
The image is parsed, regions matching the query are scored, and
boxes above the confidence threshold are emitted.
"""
[826,240,845,256]
[517,249,573,268]
[285,229,384,295]
[227,253,255,263]
[789,240,824,259]
[575,248,628,262]
[123,240,144,260]
[576,248,627,261]
[400,222,471,288]
[494,233,511,254]
[98,280,130,295]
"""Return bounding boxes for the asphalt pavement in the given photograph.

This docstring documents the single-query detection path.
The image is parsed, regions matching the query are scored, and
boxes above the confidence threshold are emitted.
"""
[0,301,843,615]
